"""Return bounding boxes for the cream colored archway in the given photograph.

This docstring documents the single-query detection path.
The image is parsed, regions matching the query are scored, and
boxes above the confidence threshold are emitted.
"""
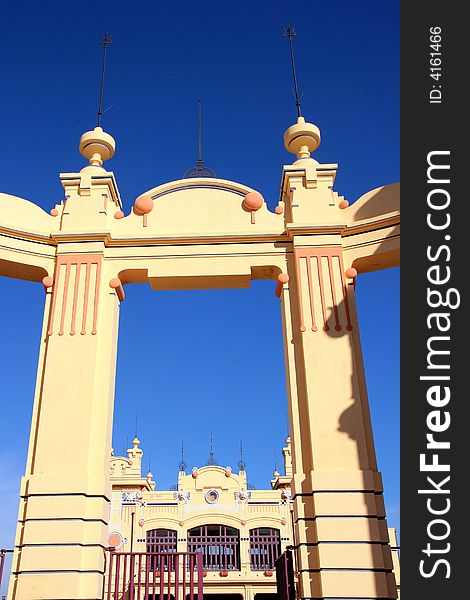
[0,119,399,600]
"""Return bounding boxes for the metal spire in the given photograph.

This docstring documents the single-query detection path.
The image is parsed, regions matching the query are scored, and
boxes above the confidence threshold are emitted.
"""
[183,100,216,178]
[206,432,218,466]
[283,25,302,118]
[238,441,246,471]
[178,441,187,472]
[97,33,112,127]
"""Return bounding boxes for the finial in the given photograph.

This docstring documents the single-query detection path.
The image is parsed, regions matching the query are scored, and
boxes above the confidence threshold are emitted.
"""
[179,441,187,472]
[283,26,302,118]
[97,33,112,128]
[79,33,115,168]
[282,26,321,162]
[183,100,216,178]
[206,432,218,466]
[238,441,246,471]
[273,449,278,475]
[134,414,138,439]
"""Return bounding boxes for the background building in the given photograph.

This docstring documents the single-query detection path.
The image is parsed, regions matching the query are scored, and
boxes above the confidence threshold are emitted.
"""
[108,438,400,600]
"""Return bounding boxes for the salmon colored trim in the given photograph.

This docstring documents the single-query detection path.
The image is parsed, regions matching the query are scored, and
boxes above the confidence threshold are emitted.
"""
[338,255,354,331]
[81,262,91,335]
[42,276,53,289]
[305,257,318,332]
[275,273,289,298]
[92,258,102,335]
[294,253,306,332]
[47,254,104,337]
[293,247,353,333]
[58,263,71,336]
[327,256,341,331]
[70,262,81,335]
[316,256,329,331]
[47,267,60,336]
[109,278,125,302]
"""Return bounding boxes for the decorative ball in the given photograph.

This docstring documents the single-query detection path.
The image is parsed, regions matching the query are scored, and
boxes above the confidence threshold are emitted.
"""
[50,208,59,217]
[133,195,154,216]
[339,199,349,209]
[138,518,145,527]
[278,273,289,285]
[114,210,124,219]
[109,278,122,289]
[42,276,53,288]
[192,467,198,479]
[179,520,184,527]
[275,204,284,214]
[345,267,358,279]
[242,191,264,212]
[281,517,287,526]
[241,520,247,526]
[225,466,232,477]
[107,532,123,549]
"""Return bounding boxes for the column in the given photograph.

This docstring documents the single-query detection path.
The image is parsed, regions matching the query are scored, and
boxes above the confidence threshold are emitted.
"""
[8,246,121,600]
[280,242,396,599]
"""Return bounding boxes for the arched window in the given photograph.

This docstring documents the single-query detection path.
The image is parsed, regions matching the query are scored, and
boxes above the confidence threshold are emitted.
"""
[187,525,240,571]
[249,527,281,570]
[146,529,177,568]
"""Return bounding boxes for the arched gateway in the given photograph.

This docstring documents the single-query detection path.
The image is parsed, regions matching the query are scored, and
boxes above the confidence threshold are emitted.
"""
[0,116,399,600]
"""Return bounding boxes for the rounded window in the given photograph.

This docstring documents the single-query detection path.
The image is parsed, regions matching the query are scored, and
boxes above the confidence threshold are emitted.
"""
[205,489,220,504]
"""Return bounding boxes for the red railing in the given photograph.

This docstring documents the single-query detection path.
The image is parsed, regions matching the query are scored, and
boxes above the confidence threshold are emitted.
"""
[105,551,203,600]
[0,549,13,590]
[275,549,295,600]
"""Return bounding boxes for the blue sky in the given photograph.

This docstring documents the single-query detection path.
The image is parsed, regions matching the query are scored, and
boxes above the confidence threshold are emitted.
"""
[0,0,399,568]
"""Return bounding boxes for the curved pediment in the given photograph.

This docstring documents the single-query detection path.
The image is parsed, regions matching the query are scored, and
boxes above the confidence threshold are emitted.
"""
[346,182,400,225]
[0,192,56,238]
[112,177,283,239]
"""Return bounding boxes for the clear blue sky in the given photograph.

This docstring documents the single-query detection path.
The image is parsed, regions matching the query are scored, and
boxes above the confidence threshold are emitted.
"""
[0,0,399,564]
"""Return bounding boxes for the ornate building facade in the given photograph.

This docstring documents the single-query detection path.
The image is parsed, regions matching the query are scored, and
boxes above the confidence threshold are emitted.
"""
[108,438,400,600]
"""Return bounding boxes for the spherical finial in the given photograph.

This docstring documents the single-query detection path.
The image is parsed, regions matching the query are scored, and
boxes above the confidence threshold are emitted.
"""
[79,127,115,167]
[133,195,154,216]
[242,191,264,212]
[284,116,321,159]
[345,267,358,279]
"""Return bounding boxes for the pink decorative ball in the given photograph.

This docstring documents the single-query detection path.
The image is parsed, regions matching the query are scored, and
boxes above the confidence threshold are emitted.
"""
[275,205,284,214]
[109,278,122,289]
[281,517,287,525]
[345,267,358,279]
[242,191,264,212]
[42,276,53,288]
[138,518,145,527]
[50,208,59,217]
[133,195,154,216]
[114,210,124,219]
[278,273,289,285]
[339,199,349,209]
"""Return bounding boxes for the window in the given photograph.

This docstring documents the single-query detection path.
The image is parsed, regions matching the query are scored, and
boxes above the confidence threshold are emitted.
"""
[187,525,240,571]
[249,528,281,570]
[146,529,177,568]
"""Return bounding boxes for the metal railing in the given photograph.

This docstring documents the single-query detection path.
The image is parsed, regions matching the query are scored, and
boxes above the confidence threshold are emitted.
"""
[0,549,13,591]
[275,549,295,600]
[105,550,203,600]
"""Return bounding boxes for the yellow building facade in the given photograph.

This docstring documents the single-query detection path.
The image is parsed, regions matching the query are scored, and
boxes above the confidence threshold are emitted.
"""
[107,437,400,600]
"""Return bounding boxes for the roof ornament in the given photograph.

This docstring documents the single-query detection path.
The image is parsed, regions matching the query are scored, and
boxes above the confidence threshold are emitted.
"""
[238,441,246,471]
[179,441,187,472]
[79,33,115,168]
[282,26,321,163]
[183,100,216,178]
[206,432,219,466]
